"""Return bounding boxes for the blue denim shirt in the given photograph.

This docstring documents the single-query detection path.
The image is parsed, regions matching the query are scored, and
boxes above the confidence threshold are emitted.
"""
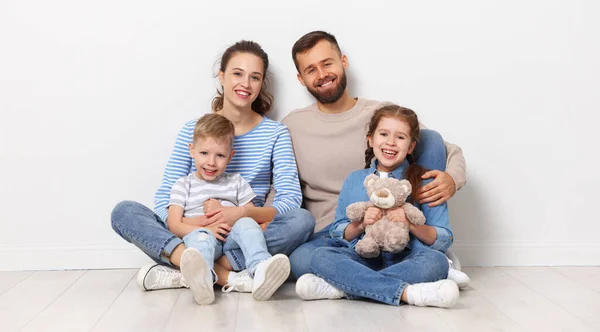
[329,160,454,253]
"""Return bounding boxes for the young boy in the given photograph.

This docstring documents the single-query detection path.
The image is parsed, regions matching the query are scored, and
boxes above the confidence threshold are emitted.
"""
[168,113,290,305]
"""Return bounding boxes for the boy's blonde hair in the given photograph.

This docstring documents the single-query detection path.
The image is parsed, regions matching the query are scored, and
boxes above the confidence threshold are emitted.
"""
[193,113,235,147]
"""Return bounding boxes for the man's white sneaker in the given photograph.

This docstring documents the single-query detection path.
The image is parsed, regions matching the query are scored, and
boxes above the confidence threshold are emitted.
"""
[295,273,345,300]
[448,268,471,289]
[136,263,188,291]
[222,270,253,293]
[252,254,290,301]
[180,248,214,305]
[407,279,459,308]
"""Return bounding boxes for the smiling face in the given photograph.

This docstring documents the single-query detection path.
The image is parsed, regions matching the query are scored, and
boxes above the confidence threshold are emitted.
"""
[295,40,348,104]
[368,116,416,173]
[218,52,265,111]
[189,136,235,181]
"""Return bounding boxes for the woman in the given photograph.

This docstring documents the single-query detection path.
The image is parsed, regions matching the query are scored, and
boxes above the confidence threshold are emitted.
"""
[111,40,315,296]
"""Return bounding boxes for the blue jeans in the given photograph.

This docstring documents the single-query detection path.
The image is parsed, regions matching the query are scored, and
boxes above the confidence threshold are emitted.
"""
[311,246,449,306]
[183,218,271,276]
[288,129,447,279]
[111,202,315,270]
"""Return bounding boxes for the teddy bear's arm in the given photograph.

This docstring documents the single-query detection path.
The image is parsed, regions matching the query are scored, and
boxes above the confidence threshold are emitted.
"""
[403,203,426,226]
[346,202,375,222]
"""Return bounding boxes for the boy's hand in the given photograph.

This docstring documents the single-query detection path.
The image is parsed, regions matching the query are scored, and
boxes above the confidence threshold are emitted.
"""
[363,207,382,227]
[386,207,409,226]
[203,198,223,215]
[205,207,244,226]
[206,222,231,242]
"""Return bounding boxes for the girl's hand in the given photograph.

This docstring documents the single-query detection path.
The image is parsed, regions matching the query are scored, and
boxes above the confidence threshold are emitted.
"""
[363,207,382,227]
[418,171,456,207]
[386,207,409,226]
[203,198,223,215]
[206,221,231,242]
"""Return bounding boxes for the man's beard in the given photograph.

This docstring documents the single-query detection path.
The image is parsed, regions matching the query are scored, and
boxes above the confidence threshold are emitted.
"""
[307,70,347,104]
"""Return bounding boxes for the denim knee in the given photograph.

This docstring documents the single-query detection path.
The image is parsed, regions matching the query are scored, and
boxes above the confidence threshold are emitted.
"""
[110,200,137,235]
[289,208,316,236]
[231,217,261,235]
[420,248,450,280]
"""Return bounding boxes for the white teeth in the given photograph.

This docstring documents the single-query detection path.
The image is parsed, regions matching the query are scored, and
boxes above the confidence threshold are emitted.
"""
[382,150,397,156]
[321,81,332,87]
[237,91,249,96]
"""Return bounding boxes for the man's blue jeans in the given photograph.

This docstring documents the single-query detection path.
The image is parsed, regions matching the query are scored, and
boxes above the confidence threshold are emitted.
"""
[289,129,447,278]
[311,246,449,306]
[111,203,315,270]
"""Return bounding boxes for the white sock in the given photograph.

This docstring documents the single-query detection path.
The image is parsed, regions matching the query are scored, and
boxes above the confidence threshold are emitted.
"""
[227,271,238,284]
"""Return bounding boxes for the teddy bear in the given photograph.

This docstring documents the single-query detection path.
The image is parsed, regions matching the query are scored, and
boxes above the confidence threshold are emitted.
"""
[346,174,426,258]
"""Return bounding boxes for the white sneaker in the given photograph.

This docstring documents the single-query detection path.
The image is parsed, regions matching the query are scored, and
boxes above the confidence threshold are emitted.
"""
[180,248,214,305]
[448,267,470,289]
[136,263,188,291]
[295,273,345,300]
[222,270,253,293]
[251,254,290,301]
[446,250,462,271]
[407,279,459,308]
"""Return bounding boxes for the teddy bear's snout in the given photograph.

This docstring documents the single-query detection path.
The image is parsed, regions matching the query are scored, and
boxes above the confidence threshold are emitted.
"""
[371,189,396,208]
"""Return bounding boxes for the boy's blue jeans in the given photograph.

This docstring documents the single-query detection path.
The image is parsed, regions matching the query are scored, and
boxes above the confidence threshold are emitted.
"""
[311,246,449,306]
[289,129,448,279]
[183,217,270,276]
[111,205,315,271]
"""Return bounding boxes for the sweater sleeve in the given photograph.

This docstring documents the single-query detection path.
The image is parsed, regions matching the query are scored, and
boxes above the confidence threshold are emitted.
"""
[153,121,194,222]
[444,140,467,192]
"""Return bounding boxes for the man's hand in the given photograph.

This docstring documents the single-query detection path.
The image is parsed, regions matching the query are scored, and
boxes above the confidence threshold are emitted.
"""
[203,198,223,216]
[386,207,408,225]
[418,170,456,207]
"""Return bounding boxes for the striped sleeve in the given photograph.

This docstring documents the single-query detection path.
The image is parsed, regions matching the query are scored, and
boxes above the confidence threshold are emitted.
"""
[270,125,302,214]
[169,177,189,209]
[236,174,256,206]
[153,120,195,222]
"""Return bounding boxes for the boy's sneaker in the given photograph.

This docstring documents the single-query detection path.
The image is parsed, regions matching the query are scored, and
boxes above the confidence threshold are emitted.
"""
[136,263,188,291]
[222,270,253,293]
[251,254,290,301]
[180,248,214,305]
[448,267,471,289]
[295,273,345,300]
[407,279,459,308]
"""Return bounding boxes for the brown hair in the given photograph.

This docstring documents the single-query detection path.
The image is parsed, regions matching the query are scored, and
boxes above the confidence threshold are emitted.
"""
[211,40,273,115]
[193,113,235,148]
[292,30,342,72]
[364,105,427,201]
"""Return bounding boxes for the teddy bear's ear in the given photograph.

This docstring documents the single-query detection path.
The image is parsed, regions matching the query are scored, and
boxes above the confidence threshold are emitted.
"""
[364,174,378,188]
[400,179,412,192]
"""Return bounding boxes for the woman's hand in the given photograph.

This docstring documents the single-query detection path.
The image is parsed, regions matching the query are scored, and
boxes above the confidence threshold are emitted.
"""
[206,222,231,242]
[203,198,223,215]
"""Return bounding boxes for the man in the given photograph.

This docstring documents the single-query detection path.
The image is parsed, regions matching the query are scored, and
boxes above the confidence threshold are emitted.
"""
[284,31,468,287]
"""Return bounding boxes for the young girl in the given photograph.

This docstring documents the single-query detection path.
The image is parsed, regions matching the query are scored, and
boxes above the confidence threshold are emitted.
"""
[111,40,315,300]
[295,105,460,308]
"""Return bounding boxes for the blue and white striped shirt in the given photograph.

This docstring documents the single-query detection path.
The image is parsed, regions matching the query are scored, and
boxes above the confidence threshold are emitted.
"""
[153,116,302,223]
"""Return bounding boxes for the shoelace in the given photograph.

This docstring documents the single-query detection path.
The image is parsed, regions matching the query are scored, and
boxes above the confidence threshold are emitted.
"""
[222,271,253,293]
[152,266,183,288]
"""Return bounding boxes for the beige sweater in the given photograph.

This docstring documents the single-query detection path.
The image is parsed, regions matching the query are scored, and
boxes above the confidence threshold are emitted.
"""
[282,98,467,232]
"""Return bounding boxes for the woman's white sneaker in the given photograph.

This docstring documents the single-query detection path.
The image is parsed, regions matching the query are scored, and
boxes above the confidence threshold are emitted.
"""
[136,263,188,291]
[251,254,290,301]
[406,279,459,308]
[222,270,253,293]
[295,273,345,300]
[180,248,214,305]
[448,268,471,289]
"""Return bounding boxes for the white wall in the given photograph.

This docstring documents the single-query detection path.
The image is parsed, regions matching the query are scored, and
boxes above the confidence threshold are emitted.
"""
[1,0,598,270]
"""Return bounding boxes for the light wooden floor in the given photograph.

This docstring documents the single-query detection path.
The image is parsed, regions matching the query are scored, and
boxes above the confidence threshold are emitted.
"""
[2,267,600,332]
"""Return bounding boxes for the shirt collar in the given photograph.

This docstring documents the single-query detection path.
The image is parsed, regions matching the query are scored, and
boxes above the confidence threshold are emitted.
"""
[369,159,410,179]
